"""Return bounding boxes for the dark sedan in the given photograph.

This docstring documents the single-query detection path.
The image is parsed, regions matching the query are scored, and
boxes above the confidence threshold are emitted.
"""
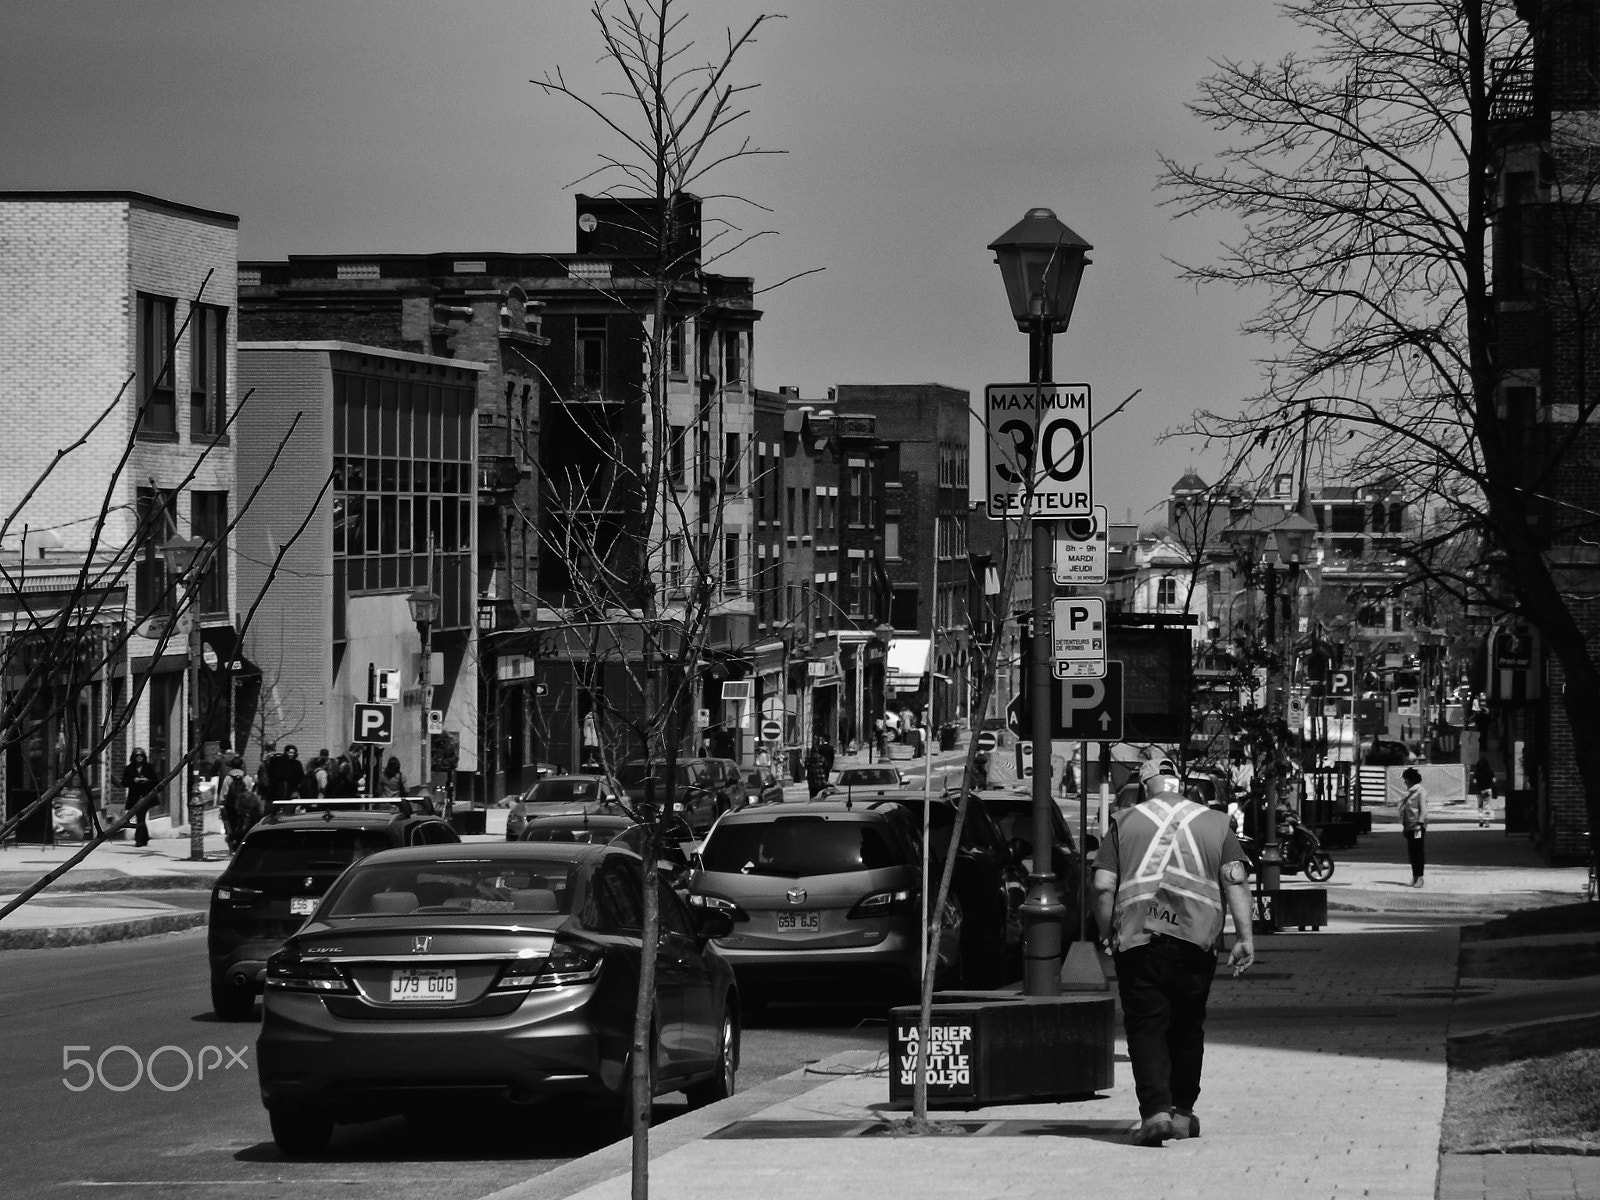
[970,790,1086,947]
[256,841,739,1156]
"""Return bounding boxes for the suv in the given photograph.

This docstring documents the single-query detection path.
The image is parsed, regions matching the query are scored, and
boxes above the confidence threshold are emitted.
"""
[967,790,1085,950]
[687,801,961,1003]
[207,800,459,1019]
[617,757,743,833]
[865,793,1026,987]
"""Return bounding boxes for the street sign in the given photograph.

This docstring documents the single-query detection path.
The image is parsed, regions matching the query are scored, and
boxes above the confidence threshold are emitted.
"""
[428,709,444,735]
[1052,505,1108,585]
[1329,669,1354,698]
[1006,663,1125,741]
[984,383,1093,519]
[761,718,783,742]
[374,669,402,703]
[1051,597,1106,679]
[352,702,394,745]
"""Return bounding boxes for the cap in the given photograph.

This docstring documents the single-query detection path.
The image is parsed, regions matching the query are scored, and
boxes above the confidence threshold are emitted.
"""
[1138,757,1177,784]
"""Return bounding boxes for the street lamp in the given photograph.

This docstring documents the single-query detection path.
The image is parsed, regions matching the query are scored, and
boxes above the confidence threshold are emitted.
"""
[161,534,209,861]
[407,586,441,806]
[990,207,1092,997]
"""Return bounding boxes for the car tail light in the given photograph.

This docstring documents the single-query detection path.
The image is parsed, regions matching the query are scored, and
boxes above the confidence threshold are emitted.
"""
[687,893,748,922]
[849,889,914,919]
[529,941,603,988]
[265,955,352,993]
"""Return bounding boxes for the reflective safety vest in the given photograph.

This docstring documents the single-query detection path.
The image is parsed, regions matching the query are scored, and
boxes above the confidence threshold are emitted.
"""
[1105,797,1238,952]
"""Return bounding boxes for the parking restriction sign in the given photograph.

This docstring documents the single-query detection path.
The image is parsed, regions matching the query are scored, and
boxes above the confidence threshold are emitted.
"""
[984,383,1094,519]
[1051,596,1106,679]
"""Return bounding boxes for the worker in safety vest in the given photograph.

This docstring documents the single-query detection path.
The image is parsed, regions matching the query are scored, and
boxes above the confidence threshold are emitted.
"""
[1092,757,1255,1146]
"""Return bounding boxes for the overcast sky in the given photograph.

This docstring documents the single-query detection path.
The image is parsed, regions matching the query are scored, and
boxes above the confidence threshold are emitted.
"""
[0,0,1310,526]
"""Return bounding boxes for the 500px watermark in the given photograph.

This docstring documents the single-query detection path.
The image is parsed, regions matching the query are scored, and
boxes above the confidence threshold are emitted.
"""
[62,1044,250,1092]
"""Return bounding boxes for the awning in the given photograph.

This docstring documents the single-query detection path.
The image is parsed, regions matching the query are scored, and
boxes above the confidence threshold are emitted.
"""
[200,626,262,680]
[885,637,932,690]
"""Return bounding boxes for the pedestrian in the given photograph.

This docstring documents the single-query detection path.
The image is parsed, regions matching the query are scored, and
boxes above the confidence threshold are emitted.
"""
[119,748,158,848]
[323,757,360,798]
[1092,757,1255,1146]
[380,755,406,797]
[804,741,830,799]
[1471,755,1495,828]
[220,767,264,853]
[819,737,835,776]
[1399,766,1428,887]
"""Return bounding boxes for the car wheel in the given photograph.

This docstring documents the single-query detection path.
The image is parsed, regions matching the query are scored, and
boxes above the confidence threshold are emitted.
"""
[1304,852,1335,882]
[210,972,255,1022]
[268,1103,333,1157]
[685,1003,739,1108]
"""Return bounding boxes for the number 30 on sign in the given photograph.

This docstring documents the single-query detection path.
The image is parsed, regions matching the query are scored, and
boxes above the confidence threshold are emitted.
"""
[984,384,1093,519]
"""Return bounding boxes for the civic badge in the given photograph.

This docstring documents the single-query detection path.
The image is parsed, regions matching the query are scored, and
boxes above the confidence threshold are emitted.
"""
[786,887,807,906]
[412,936,432,954]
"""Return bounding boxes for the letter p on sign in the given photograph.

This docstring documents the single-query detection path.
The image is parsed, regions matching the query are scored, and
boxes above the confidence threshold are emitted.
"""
[352,702,394,745]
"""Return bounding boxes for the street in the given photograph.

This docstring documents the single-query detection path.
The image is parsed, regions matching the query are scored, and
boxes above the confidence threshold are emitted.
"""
[0,929,883,1200]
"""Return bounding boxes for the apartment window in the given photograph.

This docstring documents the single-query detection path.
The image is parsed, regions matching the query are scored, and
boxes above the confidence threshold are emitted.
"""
[575,318,606,393]
[137,294,177,437]
[135,487,178,616]
[885,519,900,559]
[190,491,229,615]
[801,488,812,535]
[724,432,741,488]
[786,487,797,536]
[723,533,741,592]
[668,319,686,376]
[721,331,742,385]
[190,304,227,439]
[1500,172,1540,297]
[669,424,686,486]
[1157,576,1177,607]
[668,536,685,589]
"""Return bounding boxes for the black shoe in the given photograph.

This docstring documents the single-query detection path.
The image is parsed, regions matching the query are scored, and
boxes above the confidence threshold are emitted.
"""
[1171,1109,1201,1139]
[1131,1112,1174,1146]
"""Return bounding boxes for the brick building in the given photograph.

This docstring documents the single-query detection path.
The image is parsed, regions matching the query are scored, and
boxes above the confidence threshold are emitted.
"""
[0,191,246,828]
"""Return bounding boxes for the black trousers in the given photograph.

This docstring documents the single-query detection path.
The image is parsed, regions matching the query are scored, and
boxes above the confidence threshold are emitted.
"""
[1114,935,1218,1119]
[1406,827,1426,878]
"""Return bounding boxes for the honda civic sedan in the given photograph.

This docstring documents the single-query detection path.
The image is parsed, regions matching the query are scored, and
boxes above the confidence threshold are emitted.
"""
[256,841,738,1156]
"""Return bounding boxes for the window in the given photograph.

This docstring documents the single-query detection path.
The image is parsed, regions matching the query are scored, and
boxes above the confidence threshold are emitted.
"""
[1157,576,1178,607]
[885,519,900,559]
[721,331,742,384]
[724,432,741,488]
[668,424,686,486]
[723,533,741,592]
[191,492,229,615]
[135,487,178,616]
[190,304,227,439]
[1500,172,1540,297]
[137,294,177,437]
[786,487,797,536]
[575,318,606,393]
[668,536,685,589]
[801,488,812,535]
[667,319,686,376]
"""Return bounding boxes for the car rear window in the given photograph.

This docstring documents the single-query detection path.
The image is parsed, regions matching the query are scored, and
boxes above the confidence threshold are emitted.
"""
[232,828,393,874]
[526,779,601,804]
[700,815,907,877]
[837,768,899,787]
[323,857,580,917]
[617,763,691,788]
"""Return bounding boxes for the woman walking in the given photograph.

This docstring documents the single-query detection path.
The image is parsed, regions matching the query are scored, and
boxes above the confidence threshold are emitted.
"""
[1399,766,1428,887]
[120,748,158,847]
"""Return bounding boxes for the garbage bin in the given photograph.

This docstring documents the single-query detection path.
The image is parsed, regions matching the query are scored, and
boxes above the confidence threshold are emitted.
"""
[449,807,487,836]
[939,723,958,752]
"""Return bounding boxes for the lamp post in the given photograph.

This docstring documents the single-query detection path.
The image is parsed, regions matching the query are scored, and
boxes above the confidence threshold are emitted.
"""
[407,586,440,804]
[990,207,1092,997]
[161,534,209,862]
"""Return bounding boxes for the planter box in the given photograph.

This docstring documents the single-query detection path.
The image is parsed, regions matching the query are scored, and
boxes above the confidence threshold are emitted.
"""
[1262,887,1327,932]
[887,992,1115,1109]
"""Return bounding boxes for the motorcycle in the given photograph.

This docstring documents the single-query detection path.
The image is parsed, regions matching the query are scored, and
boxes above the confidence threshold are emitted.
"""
[1237,806,1335,882]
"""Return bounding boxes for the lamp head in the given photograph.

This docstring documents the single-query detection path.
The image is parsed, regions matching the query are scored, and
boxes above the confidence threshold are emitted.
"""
[989,208,1093,333]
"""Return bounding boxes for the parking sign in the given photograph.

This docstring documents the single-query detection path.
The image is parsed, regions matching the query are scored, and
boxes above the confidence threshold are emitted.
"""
[1051,596,1106,679]
[352,703,393,745]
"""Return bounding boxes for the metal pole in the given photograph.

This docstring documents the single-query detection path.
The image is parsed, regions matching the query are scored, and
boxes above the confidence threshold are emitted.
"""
[1021,317,1064,997]
[187,609,205,861]
[421,535,434,802]
[1258,563,1282,897]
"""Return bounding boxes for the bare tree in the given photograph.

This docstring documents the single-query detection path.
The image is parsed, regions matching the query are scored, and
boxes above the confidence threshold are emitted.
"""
[1159,0,1600,844]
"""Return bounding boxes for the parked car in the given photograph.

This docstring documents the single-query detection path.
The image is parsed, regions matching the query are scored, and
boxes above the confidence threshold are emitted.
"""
[502,773,625,841]
[256,840,738,1156]
[967,790,1085,948]
[521,811,696,890]
[820,765,914,800]
[617,758,742,833]
[1364,738,1415,766]
[741,765,784,807]
[686,801,961,1004]
[864,793,1026,987]
[207,799,459,1020]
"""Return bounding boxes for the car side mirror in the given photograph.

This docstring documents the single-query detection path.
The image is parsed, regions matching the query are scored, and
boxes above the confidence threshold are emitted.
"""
[1008,837,1032,865]
[692,907,735,941]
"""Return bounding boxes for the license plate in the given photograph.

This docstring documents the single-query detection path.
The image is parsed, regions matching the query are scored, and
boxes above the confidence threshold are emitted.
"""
[290,898,316,916]
[776,911,819,931]
[390,968,456,1001]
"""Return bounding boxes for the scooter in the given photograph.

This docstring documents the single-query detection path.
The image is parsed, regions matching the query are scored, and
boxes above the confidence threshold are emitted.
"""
[1238,806,1335,882]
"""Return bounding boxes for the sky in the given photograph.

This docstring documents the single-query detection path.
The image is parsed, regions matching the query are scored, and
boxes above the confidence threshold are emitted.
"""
[0,0,1312,528]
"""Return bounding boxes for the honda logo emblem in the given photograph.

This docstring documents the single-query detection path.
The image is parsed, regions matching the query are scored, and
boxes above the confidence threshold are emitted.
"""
[786,887,807,906]
[412,936,432,954]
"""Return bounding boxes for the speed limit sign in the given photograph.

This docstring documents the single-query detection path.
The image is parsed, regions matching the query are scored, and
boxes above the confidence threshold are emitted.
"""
[984,383,1093,519]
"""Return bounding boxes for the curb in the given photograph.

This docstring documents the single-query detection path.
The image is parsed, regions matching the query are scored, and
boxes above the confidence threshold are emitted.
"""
[0,909,207,951]
[0,873,218,893]
[475,1049,877,1200]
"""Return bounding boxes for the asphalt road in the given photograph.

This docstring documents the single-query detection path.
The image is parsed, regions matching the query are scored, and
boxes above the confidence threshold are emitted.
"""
[0,928,885,1200]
